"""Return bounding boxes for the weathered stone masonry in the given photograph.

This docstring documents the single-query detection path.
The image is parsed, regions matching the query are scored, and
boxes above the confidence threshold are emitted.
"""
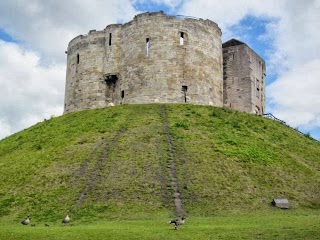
[223,39,266,114]
[64,11,265,115]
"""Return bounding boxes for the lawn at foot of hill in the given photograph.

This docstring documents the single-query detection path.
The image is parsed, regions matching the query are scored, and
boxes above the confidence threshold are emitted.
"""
[1,211,319,240]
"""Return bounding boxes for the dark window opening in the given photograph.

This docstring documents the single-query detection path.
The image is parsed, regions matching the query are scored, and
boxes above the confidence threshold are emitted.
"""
[77,54,80,64]
[109,33,112,46]
[180,32,184,45]
[255,105,260,114]
[105,75,118,91]
[182,85,188,92]
[121,90,124,99]
[182,85,188,103]
[146,38,150,56]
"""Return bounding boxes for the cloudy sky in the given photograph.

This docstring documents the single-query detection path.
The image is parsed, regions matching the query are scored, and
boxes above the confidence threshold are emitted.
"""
[0,0,319,140]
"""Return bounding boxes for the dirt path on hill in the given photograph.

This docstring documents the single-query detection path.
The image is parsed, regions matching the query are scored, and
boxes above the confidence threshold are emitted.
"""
[75,129,125,205]
[161,105,183,216]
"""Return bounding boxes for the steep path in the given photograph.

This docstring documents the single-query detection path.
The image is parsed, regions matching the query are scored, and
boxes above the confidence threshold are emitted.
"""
[75,129,126,205]
[161,105,184,216]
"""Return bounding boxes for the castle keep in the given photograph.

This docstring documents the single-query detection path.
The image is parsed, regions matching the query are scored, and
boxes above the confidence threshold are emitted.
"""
[64,11,265,115]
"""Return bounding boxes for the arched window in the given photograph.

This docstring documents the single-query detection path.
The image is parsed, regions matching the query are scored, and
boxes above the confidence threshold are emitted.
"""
[180,32,184,45]
[179,31,187,46]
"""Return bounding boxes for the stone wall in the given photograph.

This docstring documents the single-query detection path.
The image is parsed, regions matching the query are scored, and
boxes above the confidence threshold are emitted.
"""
[64,30,107,112]
[222,39,266,114]
[64,11,223,113]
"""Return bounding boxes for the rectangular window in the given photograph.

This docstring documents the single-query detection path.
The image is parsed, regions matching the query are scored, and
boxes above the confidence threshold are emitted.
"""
[180,32,184,45]
[146,38,150,56]
[109,33,112,46]
[77,54,80,64]
[121,90,124,99]
[182,85,188,92]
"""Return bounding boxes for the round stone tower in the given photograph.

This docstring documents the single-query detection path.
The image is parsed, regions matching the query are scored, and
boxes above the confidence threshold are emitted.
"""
[64,11,223,113]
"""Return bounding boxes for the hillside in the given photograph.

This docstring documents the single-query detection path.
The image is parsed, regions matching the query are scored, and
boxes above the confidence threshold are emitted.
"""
[0,104,319,222]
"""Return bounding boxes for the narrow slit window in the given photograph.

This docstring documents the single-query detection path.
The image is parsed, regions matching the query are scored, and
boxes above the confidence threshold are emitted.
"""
[77,54,80,64]
[256,88,260,98]
[121,90,124,99]
[182,85,188,103]
[109,33,112,46]
[146,38,150,56]
[180,32,184,45]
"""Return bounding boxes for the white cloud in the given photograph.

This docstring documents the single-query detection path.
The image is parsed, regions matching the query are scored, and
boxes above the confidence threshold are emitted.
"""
[264,0,320,134]
[179,0,282,29]
[0,118,11,139]
[265,0,320,73]
[0,0,137,63]
[0,40,65,138]
[267,59,320,129]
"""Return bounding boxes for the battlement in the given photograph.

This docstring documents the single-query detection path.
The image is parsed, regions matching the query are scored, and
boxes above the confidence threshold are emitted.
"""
[134,10,166,19]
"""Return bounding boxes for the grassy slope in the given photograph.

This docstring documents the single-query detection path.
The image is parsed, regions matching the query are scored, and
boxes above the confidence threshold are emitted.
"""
[0,104,319,223]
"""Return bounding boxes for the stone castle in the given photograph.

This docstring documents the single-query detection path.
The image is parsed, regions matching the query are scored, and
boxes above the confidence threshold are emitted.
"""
[64,11,266,114]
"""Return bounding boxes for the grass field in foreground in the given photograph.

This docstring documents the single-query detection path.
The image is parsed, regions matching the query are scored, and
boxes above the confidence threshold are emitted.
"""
[1,211,319,240]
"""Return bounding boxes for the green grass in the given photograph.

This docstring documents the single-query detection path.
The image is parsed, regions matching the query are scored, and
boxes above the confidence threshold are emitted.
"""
[1,211,319,240]
[0,104,319,224]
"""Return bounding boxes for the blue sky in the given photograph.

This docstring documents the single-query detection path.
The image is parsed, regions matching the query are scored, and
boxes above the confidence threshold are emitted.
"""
[133,1,175,13]
[0,29,15,42]
[0,0,319,141]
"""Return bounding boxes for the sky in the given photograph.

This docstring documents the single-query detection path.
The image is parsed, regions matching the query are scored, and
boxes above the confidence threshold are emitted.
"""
[0,0,320,141]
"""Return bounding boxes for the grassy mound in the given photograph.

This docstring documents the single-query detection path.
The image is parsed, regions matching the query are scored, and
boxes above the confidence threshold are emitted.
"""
[0,104,319,222]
